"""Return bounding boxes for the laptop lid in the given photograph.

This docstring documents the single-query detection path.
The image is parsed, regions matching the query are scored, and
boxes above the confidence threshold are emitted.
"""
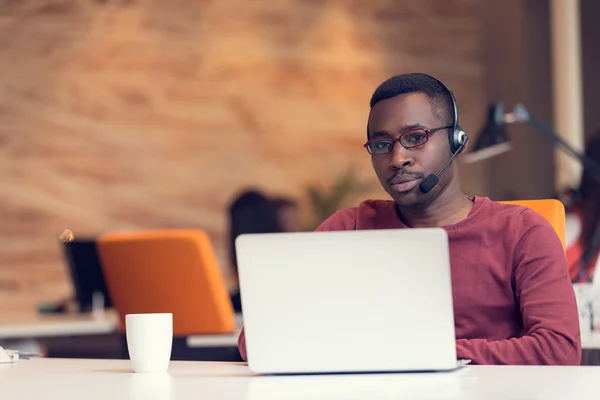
[236,228,457,374]
[62,239,113,312]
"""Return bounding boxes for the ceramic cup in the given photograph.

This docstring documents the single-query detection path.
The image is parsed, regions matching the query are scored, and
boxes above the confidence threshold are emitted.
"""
[125,313,173,373]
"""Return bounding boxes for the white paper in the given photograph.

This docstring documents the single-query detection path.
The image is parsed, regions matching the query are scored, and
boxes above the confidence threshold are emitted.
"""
[0,346,20,363]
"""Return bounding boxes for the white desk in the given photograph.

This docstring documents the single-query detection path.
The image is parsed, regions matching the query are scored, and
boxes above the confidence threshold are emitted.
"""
[0,312,242,342]
[187,328,600,351]
[184,314,242,348]
[186,329,241,348]
[0,312,118,340]
[582,330,600,350]
[1,312,598,354]
[1,358,599,399]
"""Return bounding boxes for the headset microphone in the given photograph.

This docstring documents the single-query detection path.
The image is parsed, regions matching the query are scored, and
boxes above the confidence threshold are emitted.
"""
[419,136,467,194]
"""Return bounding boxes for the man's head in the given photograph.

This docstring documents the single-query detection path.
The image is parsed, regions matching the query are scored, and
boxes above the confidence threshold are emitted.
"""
[365,73,463,208]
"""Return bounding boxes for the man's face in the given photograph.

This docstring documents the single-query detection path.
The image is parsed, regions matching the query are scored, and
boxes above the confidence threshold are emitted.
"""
[367,93,454,207]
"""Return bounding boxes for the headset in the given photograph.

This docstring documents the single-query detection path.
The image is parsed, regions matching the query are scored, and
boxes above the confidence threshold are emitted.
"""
[432,74,468,154]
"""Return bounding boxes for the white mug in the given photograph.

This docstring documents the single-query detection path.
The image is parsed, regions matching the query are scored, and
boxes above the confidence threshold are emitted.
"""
[126,313,173,373]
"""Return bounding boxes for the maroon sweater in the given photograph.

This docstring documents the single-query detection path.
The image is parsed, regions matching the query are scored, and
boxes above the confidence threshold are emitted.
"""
[238,196,581,365]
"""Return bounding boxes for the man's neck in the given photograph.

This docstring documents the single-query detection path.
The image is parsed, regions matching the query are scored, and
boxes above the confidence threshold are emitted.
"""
[397,186,474,228]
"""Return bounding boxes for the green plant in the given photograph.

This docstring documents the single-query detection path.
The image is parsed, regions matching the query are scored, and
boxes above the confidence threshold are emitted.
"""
[305,167,376,229]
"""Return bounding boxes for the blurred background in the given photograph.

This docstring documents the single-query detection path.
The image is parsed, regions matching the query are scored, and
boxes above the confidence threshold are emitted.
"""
[1,0,599,360]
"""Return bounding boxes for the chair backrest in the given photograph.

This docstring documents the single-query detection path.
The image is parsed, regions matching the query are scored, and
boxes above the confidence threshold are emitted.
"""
[499,199,566,250]
[96,229,235,336]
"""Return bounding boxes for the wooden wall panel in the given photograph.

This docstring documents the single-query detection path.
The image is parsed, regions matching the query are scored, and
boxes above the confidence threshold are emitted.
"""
[0,0,485,314]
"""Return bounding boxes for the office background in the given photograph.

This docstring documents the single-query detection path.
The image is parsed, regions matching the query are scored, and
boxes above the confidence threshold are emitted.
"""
[1,0,599,316]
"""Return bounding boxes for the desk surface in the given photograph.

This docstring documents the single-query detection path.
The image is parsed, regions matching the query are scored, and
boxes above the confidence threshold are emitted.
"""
[1,358,599,400]
[2,311,600,352]
[582,330,600,350]
[0,312,118,340]
[0,312,243,342]
[186,329,241,348]
[186,329,600,350]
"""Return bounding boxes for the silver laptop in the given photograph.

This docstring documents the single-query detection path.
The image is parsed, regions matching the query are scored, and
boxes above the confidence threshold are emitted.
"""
[235,228,461,375]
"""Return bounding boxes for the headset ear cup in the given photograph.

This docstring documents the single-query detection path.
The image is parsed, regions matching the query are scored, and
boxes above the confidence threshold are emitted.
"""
[454,126,468,154]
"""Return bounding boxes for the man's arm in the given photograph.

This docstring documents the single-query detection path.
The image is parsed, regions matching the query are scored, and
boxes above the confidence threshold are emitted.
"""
[236,208,358,361]
[456,209,582,365]
[238,327,247,361]
[314,208,358,231]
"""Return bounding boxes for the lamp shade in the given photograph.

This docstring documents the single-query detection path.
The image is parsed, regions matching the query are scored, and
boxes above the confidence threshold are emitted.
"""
[461,102,512,164]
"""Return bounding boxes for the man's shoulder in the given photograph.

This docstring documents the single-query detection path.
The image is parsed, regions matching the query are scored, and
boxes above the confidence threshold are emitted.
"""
[476,197,548,224]
[315,199,395,232]
[486,199,548,224]
[315,207,358,231]
[475,197,562,242]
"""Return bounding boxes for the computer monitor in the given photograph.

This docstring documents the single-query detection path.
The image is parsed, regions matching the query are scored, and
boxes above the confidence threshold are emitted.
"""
[61,238,113,312]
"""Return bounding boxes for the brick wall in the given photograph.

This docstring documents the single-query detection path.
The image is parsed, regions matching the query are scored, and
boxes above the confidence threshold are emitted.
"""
[0,0,485,314]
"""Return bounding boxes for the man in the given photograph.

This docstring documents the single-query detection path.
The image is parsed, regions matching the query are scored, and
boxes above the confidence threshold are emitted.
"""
[238,73,581,365]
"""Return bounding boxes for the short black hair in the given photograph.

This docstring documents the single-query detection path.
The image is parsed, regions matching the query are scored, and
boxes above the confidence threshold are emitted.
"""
[369,73,455,129]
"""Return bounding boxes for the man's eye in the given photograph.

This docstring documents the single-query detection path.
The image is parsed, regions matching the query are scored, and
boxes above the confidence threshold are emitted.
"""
[404,132,427,146]
[375,141,392,149]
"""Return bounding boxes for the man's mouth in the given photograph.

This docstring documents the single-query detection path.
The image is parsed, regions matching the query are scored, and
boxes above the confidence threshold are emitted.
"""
[388,175,422,193]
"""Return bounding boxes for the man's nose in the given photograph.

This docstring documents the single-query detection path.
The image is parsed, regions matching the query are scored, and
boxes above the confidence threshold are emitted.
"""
[389,142,413,170]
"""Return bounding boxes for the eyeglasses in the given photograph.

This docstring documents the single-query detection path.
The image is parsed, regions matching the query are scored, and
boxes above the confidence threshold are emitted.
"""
[364,125,453,155]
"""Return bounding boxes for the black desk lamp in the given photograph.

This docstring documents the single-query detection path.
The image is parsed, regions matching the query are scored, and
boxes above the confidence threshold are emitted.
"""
[460,103,514,164]
[463,101,600,181]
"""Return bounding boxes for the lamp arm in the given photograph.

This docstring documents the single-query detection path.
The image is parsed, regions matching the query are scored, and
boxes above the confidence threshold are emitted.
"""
[512,104,600,185]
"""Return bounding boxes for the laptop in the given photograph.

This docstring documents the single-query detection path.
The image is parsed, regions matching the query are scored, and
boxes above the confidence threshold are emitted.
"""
[61,239,113,312]
[235,228,460,375]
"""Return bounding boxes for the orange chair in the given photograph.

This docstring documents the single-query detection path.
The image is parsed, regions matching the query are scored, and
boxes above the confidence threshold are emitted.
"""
[500,199,566,250]
[96,229,235,336]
